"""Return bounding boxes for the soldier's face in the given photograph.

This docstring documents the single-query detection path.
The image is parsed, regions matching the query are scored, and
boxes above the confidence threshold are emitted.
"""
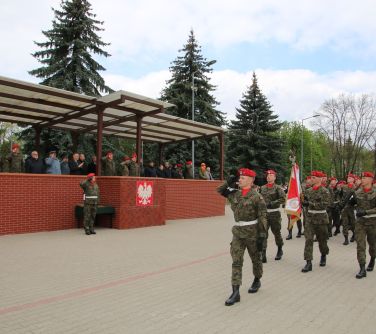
[311,176,321,186]
[361,177,372,188]
[347,177,354,184]
[238,175,253,189]
[330,180,337,187]
[267,174,276,183]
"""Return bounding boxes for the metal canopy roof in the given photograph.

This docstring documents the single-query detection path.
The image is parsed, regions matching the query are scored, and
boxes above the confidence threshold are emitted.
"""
[0,75,224,144]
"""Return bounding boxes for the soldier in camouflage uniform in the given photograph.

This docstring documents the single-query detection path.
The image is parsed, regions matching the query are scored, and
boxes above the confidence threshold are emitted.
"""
[352,172,376,279]
[120,156,130,176]
[340,174,357,245]
[218,168,267,306]
[129,152,140,177]
[301,170,330,273]
[6,143,24,173]
[101,151,117,176]
[260,170,286,262]
[326,177,336,237]
[80,173,100,235]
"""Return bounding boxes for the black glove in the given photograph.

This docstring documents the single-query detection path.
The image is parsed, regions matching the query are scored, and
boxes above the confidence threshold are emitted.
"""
[220,187,238,198]
[256,237,264,252]
[349,195,357,206]
[356,208,367,217]
[227,175,238,188]
[302,201,310,207]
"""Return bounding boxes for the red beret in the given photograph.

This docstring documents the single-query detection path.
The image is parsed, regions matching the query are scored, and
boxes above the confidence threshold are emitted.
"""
[132,152,137,158]
[311,170,325,177]
[123,156,130,161]
[186,161,192,165]
[176,163,182,168]
[362,172,374,178]
[322,173,327,177]
[87,173,95,179]
[239,168,256,177]
[347,173,356,179]
[265,169,276,175]
[12,143,20,149]
[329,177,337,181]
[337,180,346,186]
[306,176,312,180]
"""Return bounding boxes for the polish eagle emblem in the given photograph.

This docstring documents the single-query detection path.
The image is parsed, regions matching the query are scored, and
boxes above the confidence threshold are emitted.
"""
[137,181,153,206]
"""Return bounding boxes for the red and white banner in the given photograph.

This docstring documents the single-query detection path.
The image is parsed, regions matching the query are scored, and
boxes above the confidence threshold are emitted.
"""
[285,163,301,227]
[136,181,154,206]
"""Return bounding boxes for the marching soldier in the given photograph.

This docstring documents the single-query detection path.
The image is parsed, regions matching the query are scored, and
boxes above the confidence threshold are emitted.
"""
[301,171,330,273]
[340,173,357,245]
[260,170,286,262]
[353,172,376,279]
[80,173,100,235]
[218,168,267,306]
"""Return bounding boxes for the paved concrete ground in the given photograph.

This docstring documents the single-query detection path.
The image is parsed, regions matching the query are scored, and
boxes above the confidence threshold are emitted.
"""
[0,206,375,334]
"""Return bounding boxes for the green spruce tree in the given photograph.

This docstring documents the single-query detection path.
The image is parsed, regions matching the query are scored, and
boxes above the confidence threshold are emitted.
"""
[160,30,226,177]
[29,0,112,96]
[227,72,284,184]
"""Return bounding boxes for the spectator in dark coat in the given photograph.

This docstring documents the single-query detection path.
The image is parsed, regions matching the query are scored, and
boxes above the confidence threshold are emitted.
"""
[163,161,172,178]
[69,153,84,175]
[25,151,45,174]
[144,161,157,177]
[60,154,70,175]
[87,155,97,174]
[79,153,88,175]
[156,164,164,178]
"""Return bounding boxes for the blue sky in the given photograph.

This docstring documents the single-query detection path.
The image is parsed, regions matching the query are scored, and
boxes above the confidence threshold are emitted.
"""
[1,0,376,122]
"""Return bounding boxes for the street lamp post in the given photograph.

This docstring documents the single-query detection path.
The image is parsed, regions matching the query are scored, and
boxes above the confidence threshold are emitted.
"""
[301,114,320,181]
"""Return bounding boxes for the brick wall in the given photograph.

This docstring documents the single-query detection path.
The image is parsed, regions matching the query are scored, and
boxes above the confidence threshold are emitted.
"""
[0,174,225,235]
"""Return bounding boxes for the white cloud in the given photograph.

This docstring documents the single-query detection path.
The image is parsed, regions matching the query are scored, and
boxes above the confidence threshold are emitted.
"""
[104,69,376,123]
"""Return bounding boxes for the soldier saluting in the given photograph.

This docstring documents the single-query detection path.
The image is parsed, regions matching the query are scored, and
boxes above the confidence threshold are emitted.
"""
[218,168,267,306]
[301,170,330,273]
[260,170,286,262]
[80,173,100,235]
[352,171,376,279]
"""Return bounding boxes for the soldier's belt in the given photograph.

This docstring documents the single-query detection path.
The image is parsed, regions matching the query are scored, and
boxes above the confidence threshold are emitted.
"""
[267,208,280,213]
[364,214,376,218]
[233,220,258,226]
[308,210,327,214]
[85,196,98,199]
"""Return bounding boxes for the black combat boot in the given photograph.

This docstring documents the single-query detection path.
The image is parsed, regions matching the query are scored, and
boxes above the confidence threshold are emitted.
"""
[367,257,375,272]
[85,230,91,235]
[320,254,326,267]
[296,229,302,238]
[248,278,261,293]
[356,265,367,279]
[225,285,240,306]
[343,236,349,245]
[275,246,283,260]
[350,233,355,242]
[90,229,96,234]
[334,228,340,236]
[262,250,267,263]
[301,260,312,273]
[286,230,292,240]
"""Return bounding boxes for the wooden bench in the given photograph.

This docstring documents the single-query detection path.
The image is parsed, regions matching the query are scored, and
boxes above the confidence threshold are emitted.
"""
[74,204,115,228]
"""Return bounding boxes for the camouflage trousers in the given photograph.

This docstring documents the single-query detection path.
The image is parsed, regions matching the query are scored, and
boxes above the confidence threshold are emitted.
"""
[342,208,355,237]
[263,212,283,250]
[304,221,329,261]
[230,225,262,285]
[83,203,97,232]
[355,221,376,265]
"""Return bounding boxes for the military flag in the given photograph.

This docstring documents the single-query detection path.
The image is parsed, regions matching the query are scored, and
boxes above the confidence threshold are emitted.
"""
[285,163,301,227]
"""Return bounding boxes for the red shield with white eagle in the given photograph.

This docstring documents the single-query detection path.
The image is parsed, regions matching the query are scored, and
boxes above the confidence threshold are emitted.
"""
[136,181,154,206]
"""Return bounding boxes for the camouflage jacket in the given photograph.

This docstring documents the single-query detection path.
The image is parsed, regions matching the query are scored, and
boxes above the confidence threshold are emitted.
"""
[101,158,116,176]
[80,180,100,205]
[327,186,335,209]
[217,182,267,236]
[7,152,24,173]
[120,162,130,176]
[340,184,356,210]
[129,161,140,177]
[260,183,285,215]
[354,187,376,225]
[304,185,330,224]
